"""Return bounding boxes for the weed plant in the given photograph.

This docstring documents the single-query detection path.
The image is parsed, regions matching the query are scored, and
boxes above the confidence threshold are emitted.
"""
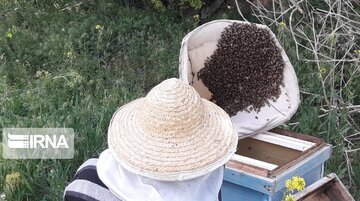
[235,0,360,199]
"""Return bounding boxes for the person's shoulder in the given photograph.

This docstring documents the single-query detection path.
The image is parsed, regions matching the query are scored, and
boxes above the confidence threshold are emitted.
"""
[63,158,121,201]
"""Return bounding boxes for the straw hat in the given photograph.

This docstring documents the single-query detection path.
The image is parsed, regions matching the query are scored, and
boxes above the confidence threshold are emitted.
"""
[108,78,238,181]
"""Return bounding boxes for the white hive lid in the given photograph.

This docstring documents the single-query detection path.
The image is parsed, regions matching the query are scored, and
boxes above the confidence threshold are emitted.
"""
[179,20,300,138]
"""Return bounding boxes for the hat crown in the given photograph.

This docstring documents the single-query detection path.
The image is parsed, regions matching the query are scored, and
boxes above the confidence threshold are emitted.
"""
[108,77,238,181]
[139,78,204,136]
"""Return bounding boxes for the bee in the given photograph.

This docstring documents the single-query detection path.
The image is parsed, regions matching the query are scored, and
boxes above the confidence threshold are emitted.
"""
[198,22,285,115]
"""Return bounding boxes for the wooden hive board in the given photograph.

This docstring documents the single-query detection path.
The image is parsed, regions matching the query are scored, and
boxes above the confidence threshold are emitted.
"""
[226,128,326,177]
[294,173,355,201]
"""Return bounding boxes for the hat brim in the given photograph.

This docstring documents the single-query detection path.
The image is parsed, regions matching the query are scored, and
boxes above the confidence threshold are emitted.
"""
[108,98,238,181]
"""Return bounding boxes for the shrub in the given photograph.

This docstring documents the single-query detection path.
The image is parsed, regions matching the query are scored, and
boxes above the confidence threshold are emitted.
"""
[236,0,360,199]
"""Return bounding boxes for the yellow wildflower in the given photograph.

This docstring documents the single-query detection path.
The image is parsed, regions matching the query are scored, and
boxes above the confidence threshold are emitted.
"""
[6,31,13,38]
[95,24,103,31]
[286,176,306,192]
[284,194,295,201]
[278,21,286,29]
[193,15,200,23]
[5,172,21,186]
[5,26,17,38]
[354,50,360,55]
[66,51,73,58]
[293,176,306,191]
[285,178,295,192]
[320,66,327,74]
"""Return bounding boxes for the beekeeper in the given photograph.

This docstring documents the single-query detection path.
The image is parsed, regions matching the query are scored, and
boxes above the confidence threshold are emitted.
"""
[64,78,238,201]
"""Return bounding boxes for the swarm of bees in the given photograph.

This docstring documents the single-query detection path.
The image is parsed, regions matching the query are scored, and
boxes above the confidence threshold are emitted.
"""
[197,23,285,116]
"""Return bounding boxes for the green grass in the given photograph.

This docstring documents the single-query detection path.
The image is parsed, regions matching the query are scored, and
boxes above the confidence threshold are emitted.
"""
[0,0,359,200]
[0,1,195,200]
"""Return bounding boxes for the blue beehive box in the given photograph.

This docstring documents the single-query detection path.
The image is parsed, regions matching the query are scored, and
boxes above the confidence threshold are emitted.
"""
[221,128,331,201]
